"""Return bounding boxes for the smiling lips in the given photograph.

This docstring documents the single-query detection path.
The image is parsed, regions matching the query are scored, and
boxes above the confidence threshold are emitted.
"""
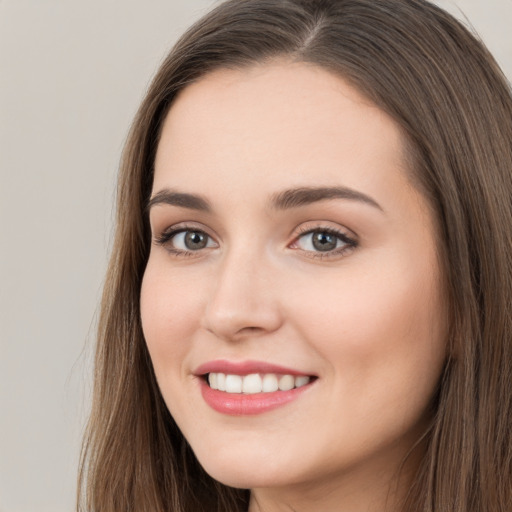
[195,360,316,415]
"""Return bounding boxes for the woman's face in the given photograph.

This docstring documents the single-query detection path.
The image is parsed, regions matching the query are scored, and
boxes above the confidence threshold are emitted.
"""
[141,62,447,504]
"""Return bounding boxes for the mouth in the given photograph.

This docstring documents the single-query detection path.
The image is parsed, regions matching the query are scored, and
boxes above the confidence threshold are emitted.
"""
[195,360,317,415]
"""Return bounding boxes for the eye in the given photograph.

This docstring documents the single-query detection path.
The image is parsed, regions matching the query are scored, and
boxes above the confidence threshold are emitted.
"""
[291,228,357,256]
[155,227,217,254]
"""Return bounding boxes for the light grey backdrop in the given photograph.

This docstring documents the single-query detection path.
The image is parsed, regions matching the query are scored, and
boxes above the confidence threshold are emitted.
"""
[1,1,511,511]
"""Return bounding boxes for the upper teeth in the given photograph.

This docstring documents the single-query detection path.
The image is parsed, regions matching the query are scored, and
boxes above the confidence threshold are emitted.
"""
[207,373,311,394]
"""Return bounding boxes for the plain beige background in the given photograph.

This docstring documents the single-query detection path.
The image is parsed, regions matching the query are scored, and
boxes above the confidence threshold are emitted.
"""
[0,1,510,511]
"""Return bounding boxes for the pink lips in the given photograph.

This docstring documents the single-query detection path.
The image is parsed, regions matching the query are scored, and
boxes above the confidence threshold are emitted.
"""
[195,359,316,416]
[194,359,311,376]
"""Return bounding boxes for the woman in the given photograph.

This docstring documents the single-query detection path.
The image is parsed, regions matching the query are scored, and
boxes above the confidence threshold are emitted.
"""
[78,0,512,511]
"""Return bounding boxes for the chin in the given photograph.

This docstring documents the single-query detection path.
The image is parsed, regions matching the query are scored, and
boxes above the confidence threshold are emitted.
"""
[194,444,301,490]
[203,464,292,490]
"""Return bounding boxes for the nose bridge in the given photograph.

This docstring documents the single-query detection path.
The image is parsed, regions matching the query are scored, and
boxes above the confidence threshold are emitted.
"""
[202,241,282,340]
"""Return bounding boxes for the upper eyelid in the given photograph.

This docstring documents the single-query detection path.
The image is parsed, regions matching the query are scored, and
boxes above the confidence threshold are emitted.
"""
[154,222,353,236]
[292,221,357,240]
[295,225,350,235]
[154,221,214,237]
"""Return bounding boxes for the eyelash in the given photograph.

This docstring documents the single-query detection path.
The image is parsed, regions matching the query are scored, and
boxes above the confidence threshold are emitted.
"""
[154,224,358,260]
[154,224,211,258]
[292,226,358,259]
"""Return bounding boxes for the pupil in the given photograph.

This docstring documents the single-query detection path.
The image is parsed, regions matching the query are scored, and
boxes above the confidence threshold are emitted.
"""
[185,231,207,250]
[312,232,337,251]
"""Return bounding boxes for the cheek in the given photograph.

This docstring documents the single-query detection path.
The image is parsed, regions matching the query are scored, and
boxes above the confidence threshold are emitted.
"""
[140,261,205,375]
[286,252,447,417]
[290,262,443,345]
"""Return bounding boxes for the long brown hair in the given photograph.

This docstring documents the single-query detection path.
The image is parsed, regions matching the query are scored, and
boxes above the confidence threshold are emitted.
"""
[78,1,512,510]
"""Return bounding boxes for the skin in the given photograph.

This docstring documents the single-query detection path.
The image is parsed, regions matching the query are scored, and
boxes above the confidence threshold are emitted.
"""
[141,61,448,512]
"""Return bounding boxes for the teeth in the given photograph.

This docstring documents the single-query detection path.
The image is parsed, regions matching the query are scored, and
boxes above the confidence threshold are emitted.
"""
[207,373,311,394]
[295,376,310,388]
[225,374,242,393]
[278,374,295,391]
[217,373,226,391]
[242,373,262,394]
[208,373,218,390]
[262,374,278,392]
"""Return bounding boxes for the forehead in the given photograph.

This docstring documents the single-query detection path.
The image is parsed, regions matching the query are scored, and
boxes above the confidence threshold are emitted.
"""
[153,61,411,207]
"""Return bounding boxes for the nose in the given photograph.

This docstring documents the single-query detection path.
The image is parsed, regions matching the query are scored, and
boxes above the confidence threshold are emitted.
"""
[201,248,283,342]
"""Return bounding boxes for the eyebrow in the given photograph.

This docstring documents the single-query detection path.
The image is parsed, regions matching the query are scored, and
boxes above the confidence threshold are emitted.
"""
[146,189,212,212]
[147,185,383,214]
[270,186,383,212]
